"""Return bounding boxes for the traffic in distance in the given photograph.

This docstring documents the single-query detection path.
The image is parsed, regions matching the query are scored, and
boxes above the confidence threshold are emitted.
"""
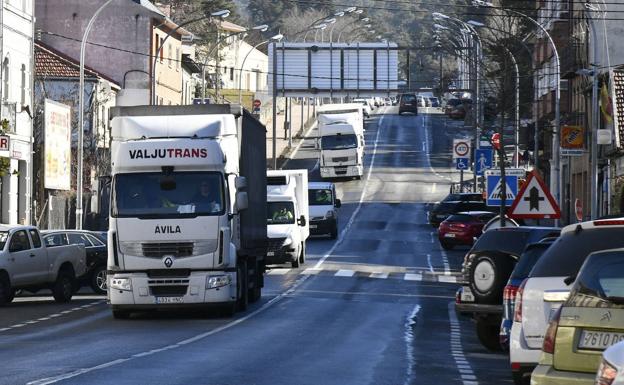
[2,93,623,385]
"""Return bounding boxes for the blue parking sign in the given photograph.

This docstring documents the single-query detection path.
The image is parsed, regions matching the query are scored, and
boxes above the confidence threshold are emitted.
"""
[475,149,493,176]
[455,158,470,170]
[486,174,518,206]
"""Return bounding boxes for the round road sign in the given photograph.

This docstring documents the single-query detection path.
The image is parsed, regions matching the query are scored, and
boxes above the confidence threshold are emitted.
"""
[253,99,262,108]
[454,141,470,157]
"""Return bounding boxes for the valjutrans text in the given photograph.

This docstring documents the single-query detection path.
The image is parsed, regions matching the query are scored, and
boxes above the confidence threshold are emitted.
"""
[129,148,208,159]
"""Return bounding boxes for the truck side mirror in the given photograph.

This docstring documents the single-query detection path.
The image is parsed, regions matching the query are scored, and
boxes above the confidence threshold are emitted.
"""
[235,192,248,212]
[297,215,306,227]
[335,199,342,208]
[235,176,247,190]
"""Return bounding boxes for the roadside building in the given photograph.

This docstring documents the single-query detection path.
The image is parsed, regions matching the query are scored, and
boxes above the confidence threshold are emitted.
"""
[0,0,35,225]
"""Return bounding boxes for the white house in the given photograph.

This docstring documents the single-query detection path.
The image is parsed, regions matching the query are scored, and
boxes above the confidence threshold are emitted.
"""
[0,0,35,225]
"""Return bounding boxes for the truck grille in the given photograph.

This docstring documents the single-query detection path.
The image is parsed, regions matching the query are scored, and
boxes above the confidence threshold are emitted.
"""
[335,167,348,175]
[150,285,188,296]
[142,242,194,258]
[267,238,286,253]
[147,269,191,278]
[332,156,349,162]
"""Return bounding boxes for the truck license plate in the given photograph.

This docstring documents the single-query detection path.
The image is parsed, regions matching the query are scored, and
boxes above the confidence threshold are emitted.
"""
[267,251,275,256]
[155,297,184,304]
[310,225,317,229]
[460,287,475,302]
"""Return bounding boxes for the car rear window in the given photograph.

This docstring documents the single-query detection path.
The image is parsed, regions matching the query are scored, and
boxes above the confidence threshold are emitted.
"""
[530,228,624,278]
[401,94,416,102]
[459,202,489,211]
[510,243,552,280]
[568,251,624,309]
[471,230,531,256]
[447,214,473,222]
[433,202,459,213]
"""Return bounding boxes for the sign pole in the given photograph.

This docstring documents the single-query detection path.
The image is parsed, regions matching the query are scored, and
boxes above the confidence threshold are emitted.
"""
[460,169,464,193]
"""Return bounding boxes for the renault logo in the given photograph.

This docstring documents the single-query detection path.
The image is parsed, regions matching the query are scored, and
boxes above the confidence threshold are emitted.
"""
[163,256,174,268]
[601,311,612,322]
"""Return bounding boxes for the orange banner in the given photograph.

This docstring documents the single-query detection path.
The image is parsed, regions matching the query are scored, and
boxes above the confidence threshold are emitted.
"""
[561,125,584,149]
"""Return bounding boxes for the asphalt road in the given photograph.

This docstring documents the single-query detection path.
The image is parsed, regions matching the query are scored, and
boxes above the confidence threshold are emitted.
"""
[0,107,512,385]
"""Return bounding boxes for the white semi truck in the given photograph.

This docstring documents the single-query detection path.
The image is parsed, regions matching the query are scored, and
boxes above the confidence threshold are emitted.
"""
[317,104,365,179]
[107,105,267,318]
[266,170,309,268]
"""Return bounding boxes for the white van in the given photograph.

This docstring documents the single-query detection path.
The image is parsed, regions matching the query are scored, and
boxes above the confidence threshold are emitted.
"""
[308,182,341,239]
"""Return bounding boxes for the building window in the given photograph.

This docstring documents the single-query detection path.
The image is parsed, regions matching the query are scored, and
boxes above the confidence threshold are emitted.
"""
[20,64,26,106]
[159,38,164,62]
[2,57,9,101]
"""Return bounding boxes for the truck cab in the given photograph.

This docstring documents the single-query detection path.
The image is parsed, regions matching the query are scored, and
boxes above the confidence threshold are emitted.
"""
[317,105,365,179]
[107,105,267,318]
[266,170,309,268]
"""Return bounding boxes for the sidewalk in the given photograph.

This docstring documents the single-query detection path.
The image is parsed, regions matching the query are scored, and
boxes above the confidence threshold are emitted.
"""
[264,100,316,169]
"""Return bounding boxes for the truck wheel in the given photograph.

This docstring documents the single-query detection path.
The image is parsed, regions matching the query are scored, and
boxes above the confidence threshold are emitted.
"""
[112,310,130,319]
[90,265,107,295]
[236,261,248,312]
[299,242,306,265]
[291,257,300,268]
[330,225,338,240]
[476,318,503,352]
[0,276,14,305]
[52,271,75,303]
[247,259,262,303]
[469,254,514,304]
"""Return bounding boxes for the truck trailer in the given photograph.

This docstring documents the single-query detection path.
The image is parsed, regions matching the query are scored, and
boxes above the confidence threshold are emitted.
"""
[107,104,267,318]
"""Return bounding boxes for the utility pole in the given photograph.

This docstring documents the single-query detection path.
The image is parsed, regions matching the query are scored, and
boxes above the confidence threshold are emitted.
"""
[498,54,508,227]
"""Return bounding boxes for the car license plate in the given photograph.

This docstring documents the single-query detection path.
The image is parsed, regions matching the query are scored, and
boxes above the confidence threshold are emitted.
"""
[267,251,275,256]
[155,297,184,304]
[310,225,317,229]
[461,286,475,302]
[578,330,624,350]
[444,233,456,238]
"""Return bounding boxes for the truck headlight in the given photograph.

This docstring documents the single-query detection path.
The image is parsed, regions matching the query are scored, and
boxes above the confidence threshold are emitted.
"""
[283,237,293,246]
[206,275,232,289]
[325,210,335,219]
[110,278,132,291]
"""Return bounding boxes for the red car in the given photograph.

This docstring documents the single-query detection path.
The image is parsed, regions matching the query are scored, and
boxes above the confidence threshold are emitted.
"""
[438,211,496,250]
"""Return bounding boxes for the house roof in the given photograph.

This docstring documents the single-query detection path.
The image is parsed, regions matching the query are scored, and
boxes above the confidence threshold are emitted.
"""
[34,42,120,88]
[219,20,247,33]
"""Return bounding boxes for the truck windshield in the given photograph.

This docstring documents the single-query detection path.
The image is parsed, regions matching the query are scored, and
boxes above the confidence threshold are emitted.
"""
[267,202,295,225]
[112,171,225,218]
[321,134,357,150]
[309,189,333,205]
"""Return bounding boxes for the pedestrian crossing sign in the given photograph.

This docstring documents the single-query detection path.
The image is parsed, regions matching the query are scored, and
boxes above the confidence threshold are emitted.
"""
[486,174,518,206]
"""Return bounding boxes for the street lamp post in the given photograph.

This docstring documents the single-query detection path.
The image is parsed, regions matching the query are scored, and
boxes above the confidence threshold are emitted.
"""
[237,33,284,105]
[474,0,562,215]
[76,0,114,230]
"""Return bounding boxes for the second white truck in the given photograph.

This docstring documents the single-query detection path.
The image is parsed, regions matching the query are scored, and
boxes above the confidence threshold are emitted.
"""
[266,170,309,268]
[317,104,365,179]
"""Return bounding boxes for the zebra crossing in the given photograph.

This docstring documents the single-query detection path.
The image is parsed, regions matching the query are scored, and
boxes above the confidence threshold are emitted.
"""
[266,265,460,284]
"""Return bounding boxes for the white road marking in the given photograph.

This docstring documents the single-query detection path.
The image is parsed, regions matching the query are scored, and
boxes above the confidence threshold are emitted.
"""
[334,269,355,277]
[448,302,479,385]
[438,276,457,283]
[431,183,437,193]
[369,272,389,279]
[301,268,321,275]
[0,300,104,334]
[422,113,454,183]
[427,254,434,273]
[442,250,451,275]
[404,273,423,281]
[403,304,422,385]
[267,268,291,275]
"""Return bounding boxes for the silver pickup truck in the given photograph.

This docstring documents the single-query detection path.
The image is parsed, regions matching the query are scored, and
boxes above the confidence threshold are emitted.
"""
[0,225,86,305]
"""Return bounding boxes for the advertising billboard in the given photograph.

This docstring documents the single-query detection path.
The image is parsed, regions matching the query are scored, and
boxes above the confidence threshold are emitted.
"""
[44,99,72,190]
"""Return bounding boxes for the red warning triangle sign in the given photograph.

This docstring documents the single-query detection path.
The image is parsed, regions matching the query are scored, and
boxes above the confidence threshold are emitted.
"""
[508,171,561,219]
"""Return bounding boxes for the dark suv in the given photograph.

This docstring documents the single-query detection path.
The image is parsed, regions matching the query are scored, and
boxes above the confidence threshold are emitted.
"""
[398,93,418,115]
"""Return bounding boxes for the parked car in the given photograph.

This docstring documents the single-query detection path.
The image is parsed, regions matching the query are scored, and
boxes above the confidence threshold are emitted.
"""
[596,340,624,385]
[438,211,497,250]
[500,239,556,354]
[510,219,624,385]
[398,93,419,115]
[428,201,492,227]
[531,248,624,385]
[308,182,341,239]
[416,95,427,107]
[384,97,392,106]
[42,230,108,294]
[352,98,372,117]
[439,192,484,204]
[429,97,440,107]
[0,225,86,304]
[455,226,560,351]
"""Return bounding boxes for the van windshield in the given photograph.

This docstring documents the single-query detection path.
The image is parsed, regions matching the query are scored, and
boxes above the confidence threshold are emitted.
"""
[267,202,295,225]
[321,134,358,150]
[309,189,333,206]
[112,172,225,218]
